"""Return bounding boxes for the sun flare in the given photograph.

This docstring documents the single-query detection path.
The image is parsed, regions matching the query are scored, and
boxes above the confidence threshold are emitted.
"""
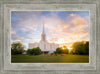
[68,47,72,50]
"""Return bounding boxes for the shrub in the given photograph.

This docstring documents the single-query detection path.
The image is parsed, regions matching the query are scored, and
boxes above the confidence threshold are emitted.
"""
[27,47,42,55]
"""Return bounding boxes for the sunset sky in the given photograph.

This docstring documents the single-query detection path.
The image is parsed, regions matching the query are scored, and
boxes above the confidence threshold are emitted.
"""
[11,11,89,49]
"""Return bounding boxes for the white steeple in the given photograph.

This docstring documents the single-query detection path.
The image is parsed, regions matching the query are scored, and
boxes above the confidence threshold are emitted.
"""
[41,21,46,41]
[43,21,45,33]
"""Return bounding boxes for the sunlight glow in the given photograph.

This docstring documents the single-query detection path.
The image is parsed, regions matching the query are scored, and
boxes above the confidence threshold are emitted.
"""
[68,47,72,50]
[55,39,65,44]
[62,47,65,50]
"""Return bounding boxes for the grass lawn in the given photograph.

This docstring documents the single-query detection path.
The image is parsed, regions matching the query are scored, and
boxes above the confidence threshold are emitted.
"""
[11,54,89,63]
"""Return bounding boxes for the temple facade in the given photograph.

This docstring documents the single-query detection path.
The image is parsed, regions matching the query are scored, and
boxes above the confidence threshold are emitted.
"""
[28,22,59,54]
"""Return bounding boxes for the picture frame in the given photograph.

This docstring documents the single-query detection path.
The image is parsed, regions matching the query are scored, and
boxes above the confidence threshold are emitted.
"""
[0,0,100,74]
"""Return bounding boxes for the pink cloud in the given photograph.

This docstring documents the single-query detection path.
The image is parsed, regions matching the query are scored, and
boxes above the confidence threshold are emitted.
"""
[11,28,16,34]
[46,14,89,44]
[68,14,88,30]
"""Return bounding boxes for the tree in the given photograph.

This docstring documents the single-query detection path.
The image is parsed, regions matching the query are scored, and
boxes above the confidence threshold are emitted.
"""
[27,47,42,55]
[55,47,62,54]
[11,42,24,55]
[83,41,89,55]
[71,41,89,55]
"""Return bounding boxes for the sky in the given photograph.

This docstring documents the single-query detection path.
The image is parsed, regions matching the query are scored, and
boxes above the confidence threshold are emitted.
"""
[11,11,89,49]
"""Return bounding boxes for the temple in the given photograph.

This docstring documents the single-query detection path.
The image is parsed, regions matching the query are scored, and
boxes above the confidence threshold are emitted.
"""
[28,22,59,54]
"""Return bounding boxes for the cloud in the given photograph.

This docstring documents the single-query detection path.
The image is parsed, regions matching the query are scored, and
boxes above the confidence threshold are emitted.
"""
[11,11,43,34]
[46,13,89,45]
[11,28,16,34]
[70,16,88,31]
[11,34,25,40]
[11,11,89,49]
[63,24,70,28]
[48,38,59,43]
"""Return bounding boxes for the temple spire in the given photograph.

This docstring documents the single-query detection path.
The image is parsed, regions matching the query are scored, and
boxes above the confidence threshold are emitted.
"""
[43,21,45,33]
[41,21,46,41]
